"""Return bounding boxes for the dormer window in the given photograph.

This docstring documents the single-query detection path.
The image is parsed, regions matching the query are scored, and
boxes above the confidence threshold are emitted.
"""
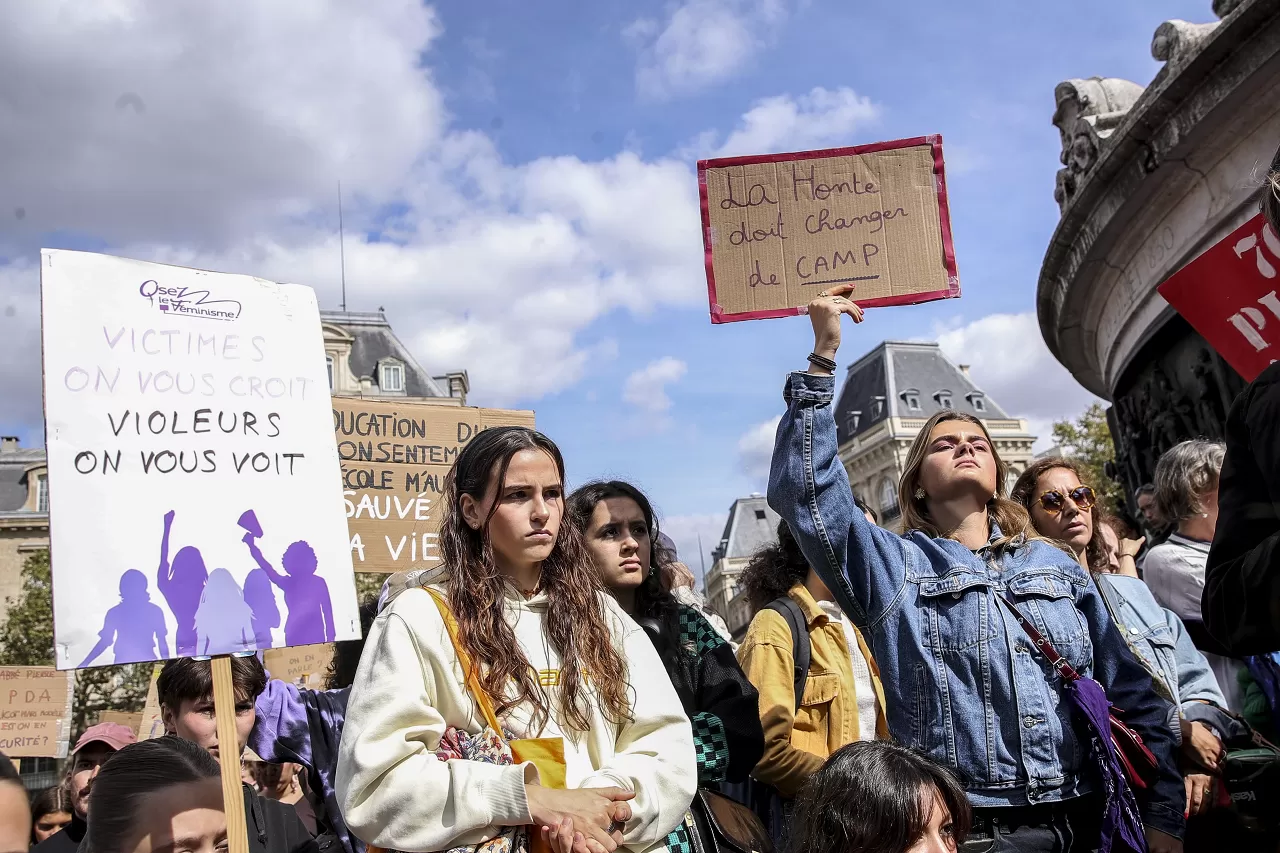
[871,396,886,419]
[900,388,921,411]
[934,389,953,408]
[847,410,862,432]
[36,474,48,513]
[326,355,335,389]
[379,360,405,393]
[967,392,986,413]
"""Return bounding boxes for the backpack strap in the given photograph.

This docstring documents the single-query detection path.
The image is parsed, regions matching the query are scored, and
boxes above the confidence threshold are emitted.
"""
[765,596,811,711]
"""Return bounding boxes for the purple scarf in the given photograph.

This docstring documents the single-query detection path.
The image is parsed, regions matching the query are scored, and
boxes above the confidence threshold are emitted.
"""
[1064,675,1147,853]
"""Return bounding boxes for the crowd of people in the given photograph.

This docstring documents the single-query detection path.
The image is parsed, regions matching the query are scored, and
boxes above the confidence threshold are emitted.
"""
[3,162,1280,853]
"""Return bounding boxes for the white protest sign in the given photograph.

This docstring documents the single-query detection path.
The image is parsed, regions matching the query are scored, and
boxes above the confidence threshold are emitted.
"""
[41,250,360,669]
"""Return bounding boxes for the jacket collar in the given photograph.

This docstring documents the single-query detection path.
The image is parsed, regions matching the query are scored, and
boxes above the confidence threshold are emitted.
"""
[786,583,829,628]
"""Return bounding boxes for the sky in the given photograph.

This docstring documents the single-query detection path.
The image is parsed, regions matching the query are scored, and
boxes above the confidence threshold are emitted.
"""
[0,0,1215,574]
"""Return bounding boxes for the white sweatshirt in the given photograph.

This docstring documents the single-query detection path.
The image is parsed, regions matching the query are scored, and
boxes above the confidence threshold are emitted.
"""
[336,581,696,853]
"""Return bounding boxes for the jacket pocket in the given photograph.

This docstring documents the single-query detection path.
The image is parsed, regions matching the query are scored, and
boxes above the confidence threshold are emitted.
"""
[918,571,998,651]
[1006,571,1088,667]
[792,672,838,757]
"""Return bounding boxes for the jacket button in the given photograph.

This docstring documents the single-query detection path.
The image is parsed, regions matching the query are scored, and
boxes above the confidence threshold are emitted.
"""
[1023,716,1037,728]
[952,592,961,599]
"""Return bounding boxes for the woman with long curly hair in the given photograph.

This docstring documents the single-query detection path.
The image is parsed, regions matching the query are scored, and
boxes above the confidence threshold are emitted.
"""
[337,427,695,853]
[767,286,1185,853]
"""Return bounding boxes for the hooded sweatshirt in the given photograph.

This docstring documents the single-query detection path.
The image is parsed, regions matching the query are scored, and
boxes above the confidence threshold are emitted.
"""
[336,581,696,853]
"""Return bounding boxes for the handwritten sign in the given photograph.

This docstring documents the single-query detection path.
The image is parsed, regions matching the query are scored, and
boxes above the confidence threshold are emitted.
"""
[1159,213,1280,382]
[334,397,535,573]
[41,250,361,669]
[698,136,959,323]
[262,643,335,688]
[0,667,73,757]
[138,664,165,740]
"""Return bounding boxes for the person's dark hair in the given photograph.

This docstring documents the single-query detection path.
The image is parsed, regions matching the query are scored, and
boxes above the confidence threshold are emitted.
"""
[1136,483,1156,499]
[157,654,267,709]
[741,521,810,612]
[81,738,221,853]
[325,594,379,690]
[789,741,970,853]
[30,784,73,842]
[0,752,18,785]
[1264,142,1280,235]
[440,426,630,732]
[1010,457,1108,573]
[853,494,879,525]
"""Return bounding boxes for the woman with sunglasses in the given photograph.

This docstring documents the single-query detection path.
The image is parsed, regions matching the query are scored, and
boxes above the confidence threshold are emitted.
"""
[1012,458,1234,824]
[767,286,1185,853]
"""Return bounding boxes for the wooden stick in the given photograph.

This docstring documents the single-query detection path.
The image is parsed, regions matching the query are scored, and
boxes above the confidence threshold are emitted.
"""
[212,656,250,853]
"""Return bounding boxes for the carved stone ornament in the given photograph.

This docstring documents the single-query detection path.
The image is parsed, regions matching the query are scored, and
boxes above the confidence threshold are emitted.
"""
[1051,78,1146,210]
[1151,20,1220,70]
[1213,0,1247,19]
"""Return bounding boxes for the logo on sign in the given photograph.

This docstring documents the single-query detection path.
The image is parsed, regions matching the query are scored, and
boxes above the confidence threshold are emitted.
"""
[1227,222,1280,352]
[138,279,242,321]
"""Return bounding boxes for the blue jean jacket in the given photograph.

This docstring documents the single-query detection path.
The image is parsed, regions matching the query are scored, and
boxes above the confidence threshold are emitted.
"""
[767,372,1184,838]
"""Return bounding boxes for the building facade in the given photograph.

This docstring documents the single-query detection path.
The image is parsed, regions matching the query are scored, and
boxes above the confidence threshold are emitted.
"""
[321,309,469,404]
[704,494,781,640]
[832,341,1038,527]
[1037,0,1279,505]
[0,438,49,613]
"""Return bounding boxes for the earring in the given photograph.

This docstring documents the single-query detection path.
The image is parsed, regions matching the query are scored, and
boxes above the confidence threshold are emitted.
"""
[914,488,926,500]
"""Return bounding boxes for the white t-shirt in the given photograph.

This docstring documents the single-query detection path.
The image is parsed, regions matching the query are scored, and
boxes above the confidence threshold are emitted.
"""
[1142,533,1210,622]
[817,600,878,742]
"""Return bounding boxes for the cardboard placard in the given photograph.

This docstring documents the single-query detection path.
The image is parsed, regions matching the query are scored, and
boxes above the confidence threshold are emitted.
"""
[698,135,960,324]
[262,643,335,688]
[334,397,535,573]
[97,710,144,733]
[0,667,74,757]
[41,250,361,669]
[1159,213,1280,382]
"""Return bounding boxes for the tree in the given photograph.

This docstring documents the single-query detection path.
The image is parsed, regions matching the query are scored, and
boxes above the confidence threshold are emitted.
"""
[1051,403,1124,516]
[0,549,150,742]
[355,571,385,606]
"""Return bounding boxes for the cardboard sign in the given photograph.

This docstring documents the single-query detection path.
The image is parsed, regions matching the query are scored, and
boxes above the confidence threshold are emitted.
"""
[41,250,361,669]
[1159,213,1280,382]
[97,710,144,733]
[138,664,165,740]
[334,397,535,573]
[698,135,959,324]
[262,643,335,688]
[0,667,74,757]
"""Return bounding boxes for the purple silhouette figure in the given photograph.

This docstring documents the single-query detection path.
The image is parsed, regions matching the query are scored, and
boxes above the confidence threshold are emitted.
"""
[156,510,208,657]
[79,569,170,667]
[243,525,334,645]
[195,568,257,656]
[243,568,281,648]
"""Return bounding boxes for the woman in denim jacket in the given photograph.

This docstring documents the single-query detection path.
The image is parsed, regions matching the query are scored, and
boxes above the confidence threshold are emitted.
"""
[1011,458,1233,825]
[767,288,1184,853]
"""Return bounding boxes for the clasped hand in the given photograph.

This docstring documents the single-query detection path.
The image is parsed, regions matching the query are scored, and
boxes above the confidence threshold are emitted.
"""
[526,785,635,853]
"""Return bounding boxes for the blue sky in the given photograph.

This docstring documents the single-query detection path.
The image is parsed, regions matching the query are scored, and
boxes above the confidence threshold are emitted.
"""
[0,0,1211,571]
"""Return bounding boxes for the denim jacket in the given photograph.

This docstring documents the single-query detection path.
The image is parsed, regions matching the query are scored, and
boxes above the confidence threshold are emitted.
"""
[1096,574,1232,739]
[767,372,1184,838]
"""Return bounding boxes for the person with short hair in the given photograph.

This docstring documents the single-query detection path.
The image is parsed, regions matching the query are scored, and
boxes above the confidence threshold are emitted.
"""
[788,741,970,853]
[30,784,73,845]
[31,723,136,853]
[158,656,318,853]
[0,753,29,853]
[78,737,225,853]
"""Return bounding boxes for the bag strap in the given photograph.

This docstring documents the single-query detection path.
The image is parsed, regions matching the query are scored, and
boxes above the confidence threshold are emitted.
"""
[766,596,811,711]
[425,588,504,735]
[997,594,1081,682]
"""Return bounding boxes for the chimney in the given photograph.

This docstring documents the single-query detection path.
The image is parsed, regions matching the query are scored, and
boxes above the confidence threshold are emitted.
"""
[958,364,971,378]
[0,436,18,453]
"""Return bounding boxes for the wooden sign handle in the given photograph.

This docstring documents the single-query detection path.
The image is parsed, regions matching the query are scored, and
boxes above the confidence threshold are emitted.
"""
[212,656,251,853]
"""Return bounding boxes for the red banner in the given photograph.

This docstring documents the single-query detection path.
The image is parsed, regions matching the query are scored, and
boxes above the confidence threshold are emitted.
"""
[1159,213,1280,382]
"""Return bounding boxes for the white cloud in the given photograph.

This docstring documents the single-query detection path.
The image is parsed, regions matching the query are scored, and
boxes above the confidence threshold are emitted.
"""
[660,512,728,586]
[737,415,781,482]
[623,357,689,413]
[0,1,715,429]
[935,312,1101,452]
[628,0,786,99]
[710,87,880,158]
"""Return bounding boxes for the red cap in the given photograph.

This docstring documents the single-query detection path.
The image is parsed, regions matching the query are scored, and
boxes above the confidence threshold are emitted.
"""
[72,722,136,755]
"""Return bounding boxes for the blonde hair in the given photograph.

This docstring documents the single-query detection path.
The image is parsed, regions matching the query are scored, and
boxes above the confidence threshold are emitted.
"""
[898,410,1037,550]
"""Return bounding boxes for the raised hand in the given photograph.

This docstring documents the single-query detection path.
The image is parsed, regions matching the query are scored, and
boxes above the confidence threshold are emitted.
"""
[805,283,864,369]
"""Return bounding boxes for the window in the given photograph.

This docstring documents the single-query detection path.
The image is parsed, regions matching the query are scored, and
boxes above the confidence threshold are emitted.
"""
[878,478,897,514]
[934,389,952,408]
[326,355,335,389]
[36,475,48,513]
[847,410,862,432]
[379,361,405,392]
[968,392,987,413]
[754,509,767,520]
[900,388,921,411]
[871,395,885,419]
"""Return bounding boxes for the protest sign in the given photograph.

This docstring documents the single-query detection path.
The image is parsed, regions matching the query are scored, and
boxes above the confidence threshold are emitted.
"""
[1159,213,1280,382]
[698,135,960,324]
[41,250,361,670]
[0,667,73,757]
[138,664,165,740]
[97,710,144,733]
[333,397,535,572]
[263,643,334,688]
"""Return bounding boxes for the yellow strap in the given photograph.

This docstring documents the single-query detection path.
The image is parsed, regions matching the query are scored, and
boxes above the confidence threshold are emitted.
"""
[427,588,504,735]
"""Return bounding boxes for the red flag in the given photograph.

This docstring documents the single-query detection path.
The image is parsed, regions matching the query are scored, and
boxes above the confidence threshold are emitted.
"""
[1158,212,1280,382]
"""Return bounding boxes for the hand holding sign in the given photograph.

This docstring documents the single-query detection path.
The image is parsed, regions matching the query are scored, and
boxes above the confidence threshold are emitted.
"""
[807,284,866,363]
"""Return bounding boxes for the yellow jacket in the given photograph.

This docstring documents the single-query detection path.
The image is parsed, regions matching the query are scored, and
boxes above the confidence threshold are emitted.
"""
[736,583,887,798]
